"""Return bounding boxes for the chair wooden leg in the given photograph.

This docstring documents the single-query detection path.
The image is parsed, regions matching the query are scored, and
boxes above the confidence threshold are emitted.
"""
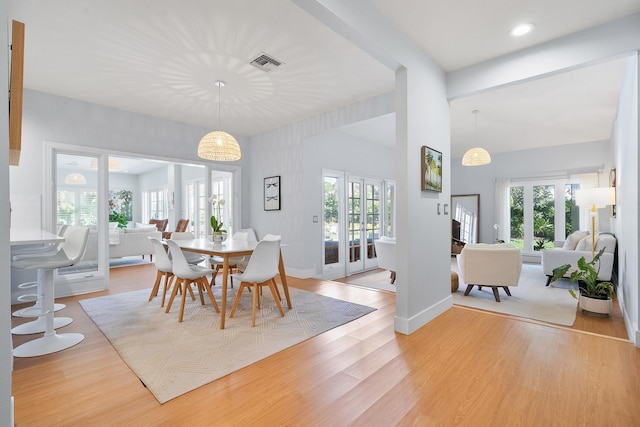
[210,268,218,287]
[464,285,474,296]
[271,278,282,303]
[149,270,164,301]
[491,287,501,302]
[200,277,220,313]
[229,283,246,318]
[186,283,196,301]
[196,280,206,305]
[252,282,259,327]
[165,278,182,313]
[160,274,174,308]
[268,280,285,317]
[178,280,189,322]
[503,286,511,296]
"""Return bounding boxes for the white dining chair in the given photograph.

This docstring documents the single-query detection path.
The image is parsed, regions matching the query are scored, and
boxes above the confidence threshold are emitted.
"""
[169,231,207,265]
[148,237,194,307]
[229,238,285,327]
[209,229,257,286]
[11,226,89,357]
[165,239,219,322]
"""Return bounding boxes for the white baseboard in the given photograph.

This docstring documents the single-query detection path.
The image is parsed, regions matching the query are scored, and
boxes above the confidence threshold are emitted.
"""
[394,295,453,335]
[282,266,315,279]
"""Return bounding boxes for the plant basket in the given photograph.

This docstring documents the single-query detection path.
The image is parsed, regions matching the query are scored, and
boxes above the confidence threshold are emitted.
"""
[579,294,612,317]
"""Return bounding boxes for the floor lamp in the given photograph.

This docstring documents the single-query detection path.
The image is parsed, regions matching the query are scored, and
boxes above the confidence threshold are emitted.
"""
[575,187,616,259]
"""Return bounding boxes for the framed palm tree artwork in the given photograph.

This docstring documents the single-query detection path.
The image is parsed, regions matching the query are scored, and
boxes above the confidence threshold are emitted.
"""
[421,146,442,192]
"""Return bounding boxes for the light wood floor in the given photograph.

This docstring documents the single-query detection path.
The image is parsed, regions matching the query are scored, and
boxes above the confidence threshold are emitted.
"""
[11,263,640,426]
[336,268,630,340]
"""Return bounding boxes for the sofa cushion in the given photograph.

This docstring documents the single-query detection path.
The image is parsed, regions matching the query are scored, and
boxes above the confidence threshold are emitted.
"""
[595,233,617,254]
[135,222,157,229]
[575,235,593,252]
[125,227,158,233]
[562,230,589,250]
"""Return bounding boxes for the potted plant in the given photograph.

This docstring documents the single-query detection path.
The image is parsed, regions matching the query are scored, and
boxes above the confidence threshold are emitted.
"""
[550,247,615,317]
[209,195,227,242]
[109,210,128,229]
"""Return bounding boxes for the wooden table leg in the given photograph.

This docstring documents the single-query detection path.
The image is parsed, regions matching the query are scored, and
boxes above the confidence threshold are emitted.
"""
[219,256,229,329]
[278,251,292,309]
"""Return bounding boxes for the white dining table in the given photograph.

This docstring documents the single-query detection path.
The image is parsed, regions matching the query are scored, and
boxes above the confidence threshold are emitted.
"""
[172,238,292,329]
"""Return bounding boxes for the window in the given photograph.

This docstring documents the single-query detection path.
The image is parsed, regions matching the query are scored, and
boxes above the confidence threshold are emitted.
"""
[143,188,167,221]
[508,177,587,254]
[454,203,475,244]
[57,189,97,226]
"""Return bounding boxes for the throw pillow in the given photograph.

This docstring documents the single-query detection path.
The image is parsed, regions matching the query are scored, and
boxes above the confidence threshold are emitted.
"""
[574,235,593,252]
[126,226,158,233]
[135,222,156,229]
[562,231,589,250]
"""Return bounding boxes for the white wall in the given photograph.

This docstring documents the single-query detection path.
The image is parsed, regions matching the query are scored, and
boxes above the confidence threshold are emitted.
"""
[612,54,639,345]
[11,89,250,210]
[248,92,395,278]
[1,0,13,422]
[451,140,614,243]
[303,131,396,277]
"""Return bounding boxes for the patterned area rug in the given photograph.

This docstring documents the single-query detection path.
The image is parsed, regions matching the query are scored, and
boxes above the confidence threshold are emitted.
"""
[79,287,375,404]
[452,261,578,326]
[346,271,396,292]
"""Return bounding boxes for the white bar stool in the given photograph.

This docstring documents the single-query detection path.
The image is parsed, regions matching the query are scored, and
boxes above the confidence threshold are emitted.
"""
[12,224,68,318]
[11,226,89,357]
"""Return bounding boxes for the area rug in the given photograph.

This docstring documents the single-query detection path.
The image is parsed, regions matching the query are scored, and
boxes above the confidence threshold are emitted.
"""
[79,287,375,404]
[109,258,150,268]
[451,261,578,326]
[347,271,396,292]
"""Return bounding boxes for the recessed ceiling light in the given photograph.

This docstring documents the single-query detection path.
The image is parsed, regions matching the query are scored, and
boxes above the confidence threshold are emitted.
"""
[510,23,534,37]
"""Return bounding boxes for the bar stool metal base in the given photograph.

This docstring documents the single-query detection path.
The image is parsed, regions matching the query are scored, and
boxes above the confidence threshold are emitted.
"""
[13,333,84,358]
[12,303,65,318]
[11,316,73,335]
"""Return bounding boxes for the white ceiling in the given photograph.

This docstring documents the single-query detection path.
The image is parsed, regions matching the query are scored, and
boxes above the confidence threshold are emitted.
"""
[9,0,640,160]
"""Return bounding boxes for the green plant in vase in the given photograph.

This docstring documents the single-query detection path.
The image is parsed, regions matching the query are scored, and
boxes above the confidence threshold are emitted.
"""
[550,247,615,316]
[210,215,226,234]
[209,195,226,242]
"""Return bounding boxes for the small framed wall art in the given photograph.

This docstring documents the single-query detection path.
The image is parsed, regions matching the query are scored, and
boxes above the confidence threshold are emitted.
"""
[264,175,281,211]
[421,146,443,192]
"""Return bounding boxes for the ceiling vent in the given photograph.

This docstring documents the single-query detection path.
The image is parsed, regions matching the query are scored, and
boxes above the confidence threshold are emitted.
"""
[249,53,284,72]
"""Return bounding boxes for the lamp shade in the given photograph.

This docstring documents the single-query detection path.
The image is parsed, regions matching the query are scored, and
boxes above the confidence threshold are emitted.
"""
[575,187,615,208]
[90,157,120,171]
[462,147,491,166]
[197,131,241,161]
[64,172,86,185]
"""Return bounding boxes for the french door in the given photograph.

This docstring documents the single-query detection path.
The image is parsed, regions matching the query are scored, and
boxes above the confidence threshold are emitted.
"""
[322,171,393,279]
[347,176,381,275]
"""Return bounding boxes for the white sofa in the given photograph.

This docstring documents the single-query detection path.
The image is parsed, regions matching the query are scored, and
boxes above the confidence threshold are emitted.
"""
[541,231,616,286]
[81,227,162,261]
[457,243,522,302]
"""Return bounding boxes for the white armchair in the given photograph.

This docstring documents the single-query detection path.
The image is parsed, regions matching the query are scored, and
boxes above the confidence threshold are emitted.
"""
[374,236,396,284]
[457,243,522,302]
